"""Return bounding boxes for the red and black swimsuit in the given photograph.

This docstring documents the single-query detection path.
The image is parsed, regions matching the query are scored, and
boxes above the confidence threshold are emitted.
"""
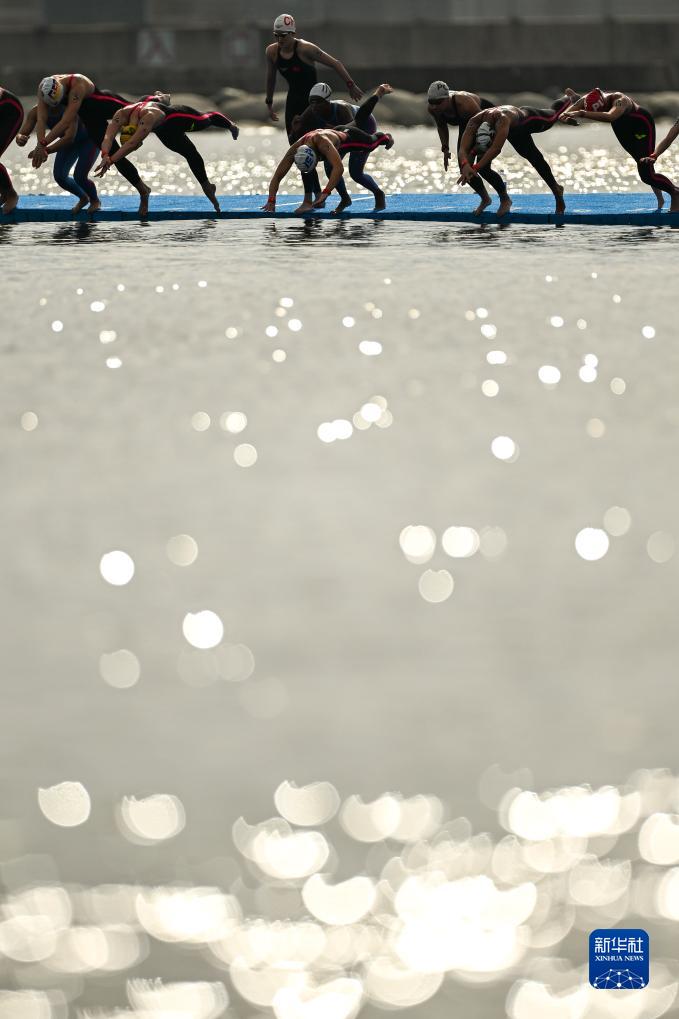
[58,76,145,190]
[608,98,677,196]
[0,86,24,194]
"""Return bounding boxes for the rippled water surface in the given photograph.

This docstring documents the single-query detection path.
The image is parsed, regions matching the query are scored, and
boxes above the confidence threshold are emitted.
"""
[2,127,679,1019]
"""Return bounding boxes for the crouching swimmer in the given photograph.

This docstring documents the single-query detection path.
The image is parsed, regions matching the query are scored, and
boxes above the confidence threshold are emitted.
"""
[263,85,394,214]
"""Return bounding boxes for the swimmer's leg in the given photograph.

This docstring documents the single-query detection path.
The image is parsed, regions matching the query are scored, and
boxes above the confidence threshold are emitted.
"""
[0,100,23,213]
[348,150,385,209]
[353,94,380,131]
[0,162,19,214]
[74,140,100,211]
[478,163,512,216]
[53,147,90,212]
[637,160,679,210]
[159,133,221,212]
[509,132,565,213]
[325,158,352,214]
[86,120,150,214]
[206,111,239,140]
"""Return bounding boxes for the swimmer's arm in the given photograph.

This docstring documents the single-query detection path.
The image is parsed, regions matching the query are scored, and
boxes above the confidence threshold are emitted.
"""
[16,106,38,146]
[43,84,87,146]
[262,149,296,208]
[473,117,510,172]
[35,98,50,145]
[109,119,154,163]
[577,95,633,122]
[647,118,679,160]
[265,45,279,121]
[458,114,483,167]
[559,96,586,119]
[100,112,125,158]
[42,119,78,154]
[315,139,343,194]
[302,43,363,99]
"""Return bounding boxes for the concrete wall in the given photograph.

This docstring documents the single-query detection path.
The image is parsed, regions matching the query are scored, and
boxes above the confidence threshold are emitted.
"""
[2,3,679,95]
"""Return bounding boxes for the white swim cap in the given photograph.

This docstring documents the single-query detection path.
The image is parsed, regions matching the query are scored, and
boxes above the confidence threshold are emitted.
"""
[294,144,317,172]
[427,80,450,102]
[39,76,65,107]
[274,13,296,33]
[474,122,495,154]
[309,82,332,101]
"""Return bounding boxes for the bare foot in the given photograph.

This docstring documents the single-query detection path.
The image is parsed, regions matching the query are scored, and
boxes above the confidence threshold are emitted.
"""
[295,199,315,215]
[204,182,221,213]
[138,183,151,218]
[331,196,352,216]
[671,192,679,213]
[88,198,101,213]
[373,190,386,211]
[72,198,89,214]
[1,190,19,215]
[554,187,566,215]
[497,195,512,217]
[473,194,491,216]
[653,188,665,211]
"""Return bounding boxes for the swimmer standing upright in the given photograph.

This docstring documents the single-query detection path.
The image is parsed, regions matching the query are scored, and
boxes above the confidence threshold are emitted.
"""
[265,13,363,212]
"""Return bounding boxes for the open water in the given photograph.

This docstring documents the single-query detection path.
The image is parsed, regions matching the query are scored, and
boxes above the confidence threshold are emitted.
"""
[1,125,679,1019]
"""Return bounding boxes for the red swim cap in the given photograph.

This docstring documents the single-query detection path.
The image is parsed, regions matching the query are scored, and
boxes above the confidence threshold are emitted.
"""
[583,88,605,112]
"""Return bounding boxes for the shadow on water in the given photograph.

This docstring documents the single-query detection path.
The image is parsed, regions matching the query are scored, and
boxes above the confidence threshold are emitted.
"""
[266,218,386,247]
[46,220,218,245]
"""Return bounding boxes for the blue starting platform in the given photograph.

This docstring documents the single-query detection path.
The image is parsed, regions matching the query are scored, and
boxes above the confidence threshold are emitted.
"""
[3,192,678,226]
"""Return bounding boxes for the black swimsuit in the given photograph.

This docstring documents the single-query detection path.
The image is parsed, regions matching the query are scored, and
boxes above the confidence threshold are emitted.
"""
[75,86,145,191]
[154,104,236,188]
[275,40,320,194]
[276,40,318,137]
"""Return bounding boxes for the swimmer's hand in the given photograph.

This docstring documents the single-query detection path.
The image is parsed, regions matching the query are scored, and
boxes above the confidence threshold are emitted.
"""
[457,161,478,184]
[230,124,240,141]
[375,84,393,98]
[94,155,113,178]
[640,154,658,163]
[261,197,276,212]
[15,133,29,148]
[267,104,279,123]
[442,147,450,172]
[29,143,48,168]
[347,81,363,101]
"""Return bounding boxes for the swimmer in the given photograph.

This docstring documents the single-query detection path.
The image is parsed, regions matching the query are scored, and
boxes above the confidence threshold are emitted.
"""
[291,82,392,212]
[426,80,511,216]
[262,86,394,215]
[31,74,150,215]
[0,85,23,214]
[17,104,100,213]
[560,89,679,211]
[265,13,364,207]
[458,96,575,215]
[94,93,239,213]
